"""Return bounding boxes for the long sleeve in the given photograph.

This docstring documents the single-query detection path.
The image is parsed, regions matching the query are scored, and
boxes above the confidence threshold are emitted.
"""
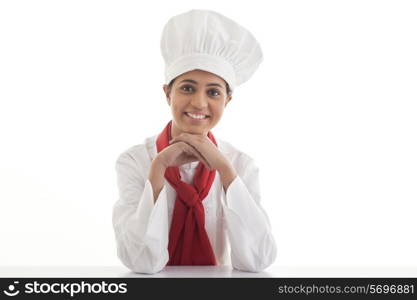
[221,154,277,272]
[112,152,169,274]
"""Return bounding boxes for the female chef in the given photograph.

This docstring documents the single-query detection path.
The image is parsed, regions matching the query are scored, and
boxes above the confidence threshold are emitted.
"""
[112,9,277,274]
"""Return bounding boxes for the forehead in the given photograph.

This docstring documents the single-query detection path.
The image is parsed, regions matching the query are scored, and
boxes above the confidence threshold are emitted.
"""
[175,69,226,86]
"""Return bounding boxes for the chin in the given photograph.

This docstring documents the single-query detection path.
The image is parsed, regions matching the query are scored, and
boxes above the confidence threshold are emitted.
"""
[179,125,208,134]
[185,128,206,134]
[175,118,213,135]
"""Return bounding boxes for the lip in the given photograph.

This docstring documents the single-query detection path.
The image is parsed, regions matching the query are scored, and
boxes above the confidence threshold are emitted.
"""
[184,112,210,121]
[185,112,210,117]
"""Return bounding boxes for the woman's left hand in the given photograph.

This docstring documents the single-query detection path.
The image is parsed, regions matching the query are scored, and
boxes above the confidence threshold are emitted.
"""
[169,133,228,171]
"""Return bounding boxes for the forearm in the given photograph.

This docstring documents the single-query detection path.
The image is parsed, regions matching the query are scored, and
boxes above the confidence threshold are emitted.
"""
[218,160,237,192]
[148,158,167,203]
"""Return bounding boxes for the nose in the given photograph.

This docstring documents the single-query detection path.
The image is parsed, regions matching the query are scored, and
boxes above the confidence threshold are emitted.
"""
[190,90,208,109]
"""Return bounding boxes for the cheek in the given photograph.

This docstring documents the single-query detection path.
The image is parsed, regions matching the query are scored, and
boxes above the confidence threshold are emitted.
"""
[212,105,225,119]
[171,104,181,113]
[170,99,185,114]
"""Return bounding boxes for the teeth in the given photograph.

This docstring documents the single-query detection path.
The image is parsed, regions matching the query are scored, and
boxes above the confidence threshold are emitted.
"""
[186,112,207,119]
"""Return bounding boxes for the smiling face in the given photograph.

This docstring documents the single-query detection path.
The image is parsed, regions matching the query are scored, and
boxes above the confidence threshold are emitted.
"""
[163,69,232,138]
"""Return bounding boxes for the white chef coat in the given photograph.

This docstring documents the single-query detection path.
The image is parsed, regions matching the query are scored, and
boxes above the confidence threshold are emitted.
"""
[112,134,277,274]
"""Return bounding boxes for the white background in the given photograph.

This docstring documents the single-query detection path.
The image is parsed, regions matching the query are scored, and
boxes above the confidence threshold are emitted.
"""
[0,0,416,270]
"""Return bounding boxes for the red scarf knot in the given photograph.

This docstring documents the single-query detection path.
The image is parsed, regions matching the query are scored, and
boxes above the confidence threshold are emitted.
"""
[155,120,217,266]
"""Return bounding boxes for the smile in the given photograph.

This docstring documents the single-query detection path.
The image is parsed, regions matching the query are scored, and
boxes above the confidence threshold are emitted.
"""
[184,112,209,120]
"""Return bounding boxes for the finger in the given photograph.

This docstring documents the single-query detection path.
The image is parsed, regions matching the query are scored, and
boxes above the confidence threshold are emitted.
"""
[181,155,202,166]
[171,135,206,158]
[182,143,212,169]
[171,137,212,169]
[187,148,211,170]
[183,142,211,169]
[170,133,202,146]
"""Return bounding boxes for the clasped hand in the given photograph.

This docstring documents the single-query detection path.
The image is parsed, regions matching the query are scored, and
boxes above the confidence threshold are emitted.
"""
[167,133,228,171]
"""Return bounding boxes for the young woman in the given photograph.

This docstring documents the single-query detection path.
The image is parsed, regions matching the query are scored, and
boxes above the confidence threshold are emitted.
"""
[112,9,277,274]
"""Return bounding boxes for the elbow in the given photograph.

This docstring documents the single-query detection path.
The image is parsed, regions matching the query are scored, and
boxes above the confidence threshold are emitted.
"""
[232,256,275,273]
[252,236,278,272]
[232,235,278,273]
[129,262,165,275]
[233,253,276,273]
[117,243,168,275]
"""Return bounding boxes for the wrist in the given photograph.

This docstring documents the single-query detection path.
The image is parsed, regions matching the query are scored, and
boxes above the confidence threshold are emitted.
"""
[149,157,167,203]
[149,157,167,182]
[218,161,237,192]
[217,159,234,175]
[152,156,168,171]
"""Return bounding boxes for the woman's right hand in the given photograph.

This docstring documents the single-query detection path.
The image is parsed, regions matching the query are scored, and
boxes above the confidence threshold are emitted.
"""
[154,141,212,170]
[149,141,210,202]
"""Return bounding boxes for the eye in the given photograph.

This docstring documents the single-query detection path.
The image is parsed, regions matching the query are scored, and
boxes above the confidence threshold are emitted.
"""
[180,85,194,93]
[208,89,221,97]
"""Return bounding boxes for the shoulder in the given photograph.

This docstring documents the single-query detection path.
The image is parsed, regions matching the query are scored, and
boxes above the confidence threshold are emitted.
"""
[115,136,156,176]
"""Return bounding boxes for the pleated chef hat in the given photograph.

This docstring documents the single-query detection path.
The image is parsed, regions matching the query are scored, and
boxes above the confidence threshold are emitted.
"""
[160,9,263,91]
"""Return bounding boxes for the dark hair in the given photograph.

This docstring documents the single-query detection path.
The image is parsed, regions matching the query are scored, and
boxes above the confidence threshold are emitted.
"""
[167,77,232,97]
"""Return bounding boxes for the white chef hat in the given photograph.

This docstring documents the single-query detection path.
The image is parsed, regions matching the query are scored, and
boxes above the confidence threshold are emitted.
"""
[160,9,263,92]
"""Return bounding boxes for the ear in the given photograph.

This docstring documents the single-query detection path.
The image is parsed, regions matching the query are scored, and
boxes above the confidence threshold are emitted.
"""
[225,95,232,107]
[163,84,171,105]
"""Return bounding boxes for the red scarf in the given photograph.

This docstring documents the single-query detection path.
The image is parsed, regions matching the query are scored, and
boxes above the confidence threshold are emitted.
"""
[156,120,217,265]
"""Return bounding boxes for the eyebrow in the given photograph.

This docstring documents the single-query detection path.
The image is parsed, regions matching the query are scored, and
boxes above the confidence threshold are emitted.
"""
[179,79,225,89]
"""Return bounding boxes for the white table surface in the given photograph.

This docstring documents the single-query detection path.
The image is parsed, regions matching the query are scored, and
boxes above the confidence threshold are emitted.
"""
[1,266,416,278]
